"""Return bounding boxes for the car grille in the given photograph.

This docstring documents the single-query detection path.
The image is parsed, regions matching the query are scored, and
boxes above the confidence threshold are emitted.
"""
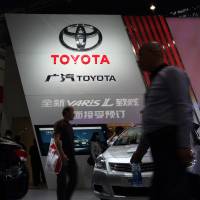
[109,162,154,172]
[109,163,131,172]
[141,162,154,172]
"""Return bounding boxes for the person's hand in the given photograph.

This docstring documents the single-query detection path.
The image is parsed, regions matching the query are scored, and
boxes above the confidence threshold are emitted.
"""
[130,151,142,164]
[61,153,68,161]
[176,148,193,167]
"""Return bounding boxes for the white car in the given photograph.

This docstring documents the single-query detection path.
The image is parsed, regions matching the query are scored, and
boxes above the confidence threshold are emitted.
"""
[92,126,198,200]
[92,126,153,200]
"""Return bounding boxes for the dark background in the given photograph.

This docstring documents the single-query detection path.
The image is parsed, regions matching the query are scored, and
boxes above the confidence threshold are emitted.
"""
[0,0,200,48]
[0,0,199,15]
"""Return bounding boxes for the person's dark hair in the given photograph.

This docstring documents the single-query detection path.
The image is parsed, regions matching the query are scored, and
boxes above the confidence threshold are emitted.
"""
[62,106,73,117]
[5,129,13,137]
[91,132,100,142]
[139,42,164,59]
[115,126,124,135]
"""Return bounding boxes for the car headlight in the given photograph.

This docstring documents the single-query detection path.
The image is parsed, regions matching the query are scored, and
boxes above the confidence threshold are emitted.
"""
[95,155,107,170]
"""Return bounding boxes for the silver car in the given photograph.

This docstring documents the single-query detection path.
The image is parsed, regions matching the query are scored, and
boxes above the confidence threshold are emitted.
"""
[92,126,153,200]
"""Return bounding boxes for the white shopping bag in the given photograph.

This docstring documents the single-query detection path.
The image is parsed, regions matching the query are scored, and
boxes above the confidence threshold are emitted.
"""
[45,138,62,174]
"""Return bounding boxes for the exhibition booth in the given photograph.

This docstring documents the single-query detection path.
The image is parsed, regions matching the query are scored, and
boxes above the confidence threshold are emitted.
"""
[5,14,200,190]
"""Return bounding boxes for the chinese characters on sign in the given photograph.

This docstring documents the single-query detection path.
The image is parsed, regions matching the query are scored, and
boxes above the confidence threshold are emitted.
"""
[74,110,126,120]
[115,98,139,107]
[41,99,65,108]
[45,74,116,82]
[41,98,140,108]
[40,98,140,120]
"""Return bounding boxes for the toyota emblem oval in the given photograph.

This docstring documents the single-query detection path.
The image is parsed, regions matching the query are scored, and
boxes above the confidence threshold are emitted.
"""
[59,24,103,51]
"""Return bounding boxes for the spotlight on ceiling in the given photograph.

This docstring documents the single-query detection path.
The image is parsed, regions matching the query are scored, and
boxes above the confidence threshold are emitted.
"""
[150,4,156,11]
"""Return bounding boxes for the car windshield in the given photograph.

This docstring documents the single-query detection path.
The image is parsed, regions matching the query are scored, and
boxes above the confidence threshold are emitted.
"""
[113,127,142,146]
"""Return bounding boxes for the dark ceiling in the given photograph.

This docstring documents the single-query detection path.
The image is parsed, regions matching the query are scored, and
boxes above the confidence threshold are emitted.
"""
[0,0,200,48]
[0,0,200,15]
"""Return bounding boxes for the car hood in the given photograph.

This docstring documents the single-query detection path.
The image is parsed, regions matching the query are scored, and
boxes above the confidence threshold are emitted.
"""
[0,137,19,146]
[103,145,152,163]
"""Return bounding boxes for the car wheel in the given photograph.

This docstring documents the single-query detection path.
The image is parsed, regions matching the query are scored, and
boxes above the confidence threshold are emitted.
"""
[7,164,29,199]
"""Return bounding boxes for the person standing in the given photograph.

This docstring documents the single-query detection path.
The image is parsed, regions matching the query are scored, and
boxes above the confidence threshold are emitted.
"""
[54,106,77,200]
[130,42,193,200]
[90,132,103,163]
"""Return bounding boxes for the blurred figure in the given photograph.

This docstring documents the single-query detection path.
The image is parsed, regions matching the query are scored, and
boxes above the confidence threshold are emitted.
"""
[29,139,45,187]
[130,42,193,200]
[14,135,26,150]
[87,132,104,167]
[54,106,77,200]
[107,129,113,138]
[188,122,200,199]
[4,129,13,140]
[90,132,103,163]
[192,122,200,175]
[107,126,124,146]
[101,129,109,151]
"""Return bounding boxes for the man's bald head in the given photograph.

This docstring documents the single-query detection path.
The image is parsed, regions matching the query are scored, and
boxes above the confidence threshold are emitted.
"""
[138,42,165,71]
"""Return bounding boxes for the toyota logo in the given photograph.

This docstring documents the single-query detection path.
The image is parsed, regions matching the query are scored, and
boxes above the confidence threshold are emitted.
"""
[59,24,103,51]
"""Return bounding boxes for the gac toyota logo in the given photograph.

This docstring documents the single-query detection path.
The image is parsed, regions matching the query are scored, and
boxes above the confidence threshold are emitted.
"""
[59,24,103,51]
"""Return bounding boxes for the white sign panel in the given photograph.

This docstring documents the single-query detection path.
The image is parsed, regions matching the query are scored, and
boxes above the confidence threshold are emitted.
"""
[6,14,145,124]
